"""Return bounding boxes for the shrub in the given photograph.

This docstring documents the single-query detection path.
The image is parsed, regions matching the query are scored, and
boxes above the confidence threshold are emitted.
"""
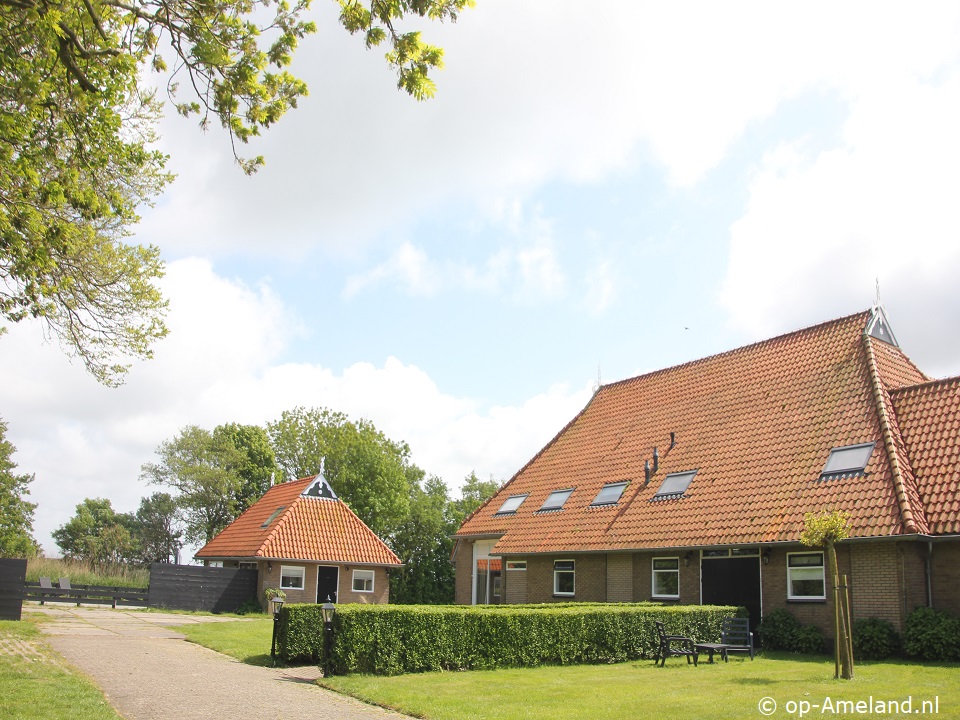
[904,607,960,662]
[852,618,900,660]
[758,609,824,653]
[234,597,265,615]
[277,602,742,675]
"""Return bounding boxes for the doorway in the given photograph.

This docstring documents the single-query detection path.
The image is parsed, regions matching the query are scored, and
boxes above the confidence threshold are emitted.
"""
[700,552,762,634]
[316,566,339,604]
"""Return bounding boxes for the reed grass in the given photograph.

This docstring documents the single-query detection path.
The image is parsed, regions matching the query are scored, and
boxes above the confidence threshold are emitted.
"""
[26,558,149,588]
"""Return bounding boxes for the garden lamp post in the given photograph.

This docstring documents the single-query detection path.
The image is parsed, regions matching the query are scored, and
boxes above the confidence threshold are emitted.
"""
[322,597,336,676]
[270,596,285,659]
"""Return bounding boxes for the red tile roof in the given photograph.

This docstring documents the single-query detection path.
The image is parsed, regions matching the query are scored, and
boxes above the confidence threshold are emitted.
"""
[195,476,402,566]
[456,309,959,555]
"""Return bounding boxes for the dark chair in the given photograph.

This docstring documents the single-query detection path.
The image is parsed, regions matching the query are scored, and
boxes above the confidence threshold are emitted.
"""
[38,577,54,605]
[654,620,698,667]
[721,617,755,660]
[59,577,79,606]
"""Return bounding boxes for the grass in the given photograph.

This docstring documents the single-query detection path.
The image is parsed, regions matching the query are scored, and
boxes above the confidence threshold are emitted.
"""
[27,558,149,588]
[319,653,960,720]
[175,616,280,667]
[0,620,123,720]
[176,619,960,720]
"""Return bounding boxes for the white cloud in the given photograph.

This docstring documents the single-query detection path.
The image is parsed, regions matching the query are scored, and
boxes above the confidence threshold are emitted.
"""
[720,67,960,376]
[0,262,590,555]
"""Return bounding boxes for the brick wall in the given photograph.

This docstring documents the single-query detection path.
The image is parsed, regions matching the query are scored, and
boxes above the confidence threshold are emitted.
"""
[524,555,606,603]
[631,551,698,604]
[454,540,474,605]
[761,545,845,640]
[606,553,633,602]
[849,543,901,628]
[503,559,528,604]
[257,561,391,606]
[931,541,960,617]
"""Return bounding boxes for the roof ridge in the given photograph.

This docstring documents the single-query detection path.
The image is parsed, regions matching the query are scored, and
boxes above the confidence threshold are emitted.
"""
[599,310,872,391]
[891,373,960,398]
[862,334,928,535]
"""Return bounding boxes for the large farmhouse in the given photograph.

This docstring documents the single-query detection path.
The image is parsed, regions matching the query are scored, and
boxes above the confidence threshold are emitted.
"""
[453,308,960,637]
[196,473,401,605]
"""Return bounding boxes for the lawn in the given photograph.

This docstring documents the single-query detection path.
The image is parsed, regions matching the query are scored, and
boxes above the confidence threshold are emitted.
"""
[321,654,959,720]
[0,620,122,720]
[173,617,960,720]
[175,615,279,666]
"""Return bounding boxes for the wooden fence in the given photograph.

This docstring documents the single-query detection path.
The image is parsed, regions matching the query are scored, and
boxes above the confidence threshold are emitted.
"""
[147,564,258,613]
[0,559,27,620]
[3,562,258,616]
[23,582,150,609]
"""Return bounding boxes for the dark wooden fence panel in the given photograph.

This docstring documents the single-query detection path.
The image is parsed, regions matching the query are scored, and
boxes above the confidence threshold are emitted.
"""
[148,564,258,613]
[0,559,27,620]
[23,582,149,608]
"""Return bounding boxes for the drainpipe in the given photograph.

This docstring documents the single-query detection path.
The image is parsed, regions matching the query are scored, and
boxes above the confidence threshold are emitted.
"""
[926,541,934,608]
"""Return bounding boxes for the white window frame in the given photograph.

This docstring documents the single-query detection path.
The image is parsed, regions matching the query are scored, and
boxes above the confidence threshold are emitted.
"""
[553,560,575,596]
[651,557,680,599]
[280,565,305,590]
[506,560,527,571]
[352,569,375,593]
[787,552,826,600]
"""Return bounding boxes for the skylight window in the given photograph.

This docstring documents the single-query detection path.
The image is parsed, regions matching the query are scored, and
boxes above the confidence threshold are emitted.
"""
[261,507,284,528]
[821,442,875,479]
[538,488,574,512]
[495,494,528,515]
[653,470,697,499]
[590,481,629,507]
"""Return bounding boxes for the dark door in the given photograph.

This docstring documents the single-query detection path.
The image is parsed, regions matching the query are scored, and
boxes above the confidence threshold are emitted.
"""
[316,566,339,604]
[701,557,761,634]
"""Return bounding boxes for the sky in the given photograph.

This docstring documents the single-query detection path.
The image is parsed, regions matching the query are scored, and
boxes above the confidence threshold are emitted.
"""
[3,1,960,557]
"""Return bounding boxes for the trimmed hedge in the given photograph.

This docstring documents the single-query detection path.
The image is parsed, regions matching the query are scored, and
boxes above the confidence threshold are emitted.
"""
[757,609,825,654]
[904,607,960,662]
[276,602,742,675]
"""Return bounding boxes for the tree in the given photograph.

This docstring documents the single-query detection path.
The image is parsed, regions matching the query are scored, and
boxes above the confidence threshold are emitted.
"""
[450,471,501,525]
[212,423,279,512]
[267,406,412,538]
[0,417,40,557]
[801,510,854,679]
[390,472,456,604]
[52,497,137,565]
[133,492,183,564]
[140,425,246,545]
[0,0,473,384]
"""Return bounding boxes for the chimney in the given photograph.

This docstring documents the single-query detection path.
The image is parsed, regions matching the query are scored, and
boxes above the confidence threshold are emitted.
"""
[653,447,659,473]
[644,460,651,485]
[669,432,676,449]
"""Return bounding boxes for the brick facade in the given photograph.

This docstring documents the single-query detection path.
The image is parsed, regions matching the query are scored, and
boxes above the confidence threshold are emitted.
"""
[455,537,959,639]
[257,561,390,607]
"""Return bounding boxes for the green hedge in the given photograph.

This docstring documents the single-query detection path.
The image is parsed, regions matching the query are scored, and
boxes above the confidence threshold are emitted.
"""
[904,607,960,662]
[276,602,742,675]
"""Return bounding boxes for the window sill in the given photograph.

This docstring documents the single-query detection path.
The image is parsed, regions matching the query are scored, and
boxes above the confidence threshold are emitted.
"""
[787,598,827,603]
[553,594,575,599]
[652,596,680,602]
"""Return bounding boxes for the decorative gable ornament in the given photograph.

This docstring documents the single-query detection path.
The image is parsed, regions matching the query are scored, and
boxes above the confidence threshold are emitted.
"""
[302,474,338,500]
[866,305,899,347]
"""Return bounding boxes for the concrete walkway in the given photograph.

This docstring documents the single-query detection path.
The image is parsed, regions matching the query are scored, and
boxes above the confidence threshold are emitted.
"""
[25,605,410,720]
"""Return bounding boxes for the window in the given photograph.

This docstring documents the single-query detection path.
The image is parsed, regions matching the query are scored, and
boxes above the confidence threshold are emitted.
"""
[821,442,875,479]
[787,552,825,600]
[506,560,527,571]
[653,470,697,499]
[238,561,258,570]
[539,488,574,512]
[652,558,680,598]
[280,565,305,590]
[261,507,284,528]
[496,494,528,515]
[590,481,628,506]
[554,560,575,596]
[352,569,375,593]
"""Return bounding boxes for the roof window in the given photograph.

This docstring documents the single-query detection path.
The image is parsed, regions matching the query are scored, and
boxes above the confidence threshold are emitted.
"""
[820,442,875,479]
[538,488,574,512]
[590,481,629,507]
[261,507,284,528]
[495,494,528,515]
[653,470,697,500]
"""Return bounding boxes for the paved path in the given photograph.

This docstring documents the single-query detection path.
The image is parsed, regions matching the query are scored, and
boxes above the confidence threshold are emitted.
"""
[25,605,410,720]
